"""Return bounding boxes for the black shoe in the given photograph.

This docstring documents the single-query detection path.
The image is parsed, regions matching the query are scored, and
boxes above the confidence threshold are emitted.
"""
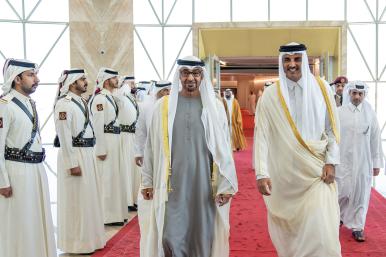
[128,205,138,212]
[79,252,95,255]
[340,220,343,227]
[124,219,128,222]
[352,230,365,242]
[105,222,124,226]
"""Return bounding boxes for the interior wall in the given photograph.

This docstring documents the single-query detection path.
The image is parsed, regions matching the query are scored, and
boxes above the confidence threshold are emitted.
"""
[69,0,134,94]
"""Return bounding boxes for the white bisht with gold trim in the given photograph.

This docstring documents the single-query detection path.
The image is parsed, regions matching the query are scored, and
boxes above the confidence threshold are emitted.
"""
[254,77,342,257]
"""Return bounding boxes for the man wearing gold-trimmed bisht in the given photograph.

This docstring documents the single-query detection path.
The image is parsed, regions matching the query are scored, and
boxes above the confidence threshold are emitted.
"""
[140,56,238,257]
[254,43,342,257]
[224,89,246,151]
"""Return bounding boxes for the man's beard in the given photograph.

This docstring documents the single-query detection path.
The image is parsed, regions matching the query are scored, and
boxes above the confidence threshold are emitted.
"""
[21,83,38,95]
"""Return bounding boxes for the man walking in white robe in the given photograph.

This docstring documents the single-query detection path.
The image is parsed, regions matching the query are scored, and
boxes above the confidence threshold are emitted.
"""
[90,68,128,225]
[117,75,141,211]
[0,59,56,257]
[255,43,342,257]
[336,81,384,242]
[54,68,105,253]
[140,56,238,257]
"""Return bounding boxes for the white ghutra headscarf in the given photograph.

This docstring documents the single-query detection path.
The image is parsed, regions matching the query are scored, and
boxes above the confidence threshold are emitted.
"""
[2,58,38,95]
[342,80,369,106]
[278,42,328,141]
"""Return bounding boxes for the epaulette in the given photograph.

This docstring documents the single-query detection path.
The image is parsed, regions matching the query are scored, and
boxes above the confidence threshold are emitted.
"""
[64,95,72,101]
[0,94,13,104]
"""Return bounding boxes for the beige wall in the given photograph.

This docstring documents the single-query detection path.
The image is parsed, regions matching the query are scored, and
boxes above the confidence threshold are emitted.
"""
[69,0,134,92]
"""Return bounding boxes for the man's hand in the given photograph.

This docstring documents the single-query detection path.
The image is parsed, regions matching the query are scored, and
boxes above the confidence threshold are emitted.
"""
[0,186,12,198]
[97,155,107,161]
[257,178,272,196]
[373,168,380,176]
[141,188,153,200]
[322,164,335,184]
[70,166,82,176]
[135,157,144,167]
[215,194,232,206]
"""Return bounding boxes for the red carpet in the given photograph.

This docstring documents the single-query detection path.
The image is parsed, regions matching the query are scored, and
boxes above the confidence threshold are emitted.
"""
[92,129,386,257]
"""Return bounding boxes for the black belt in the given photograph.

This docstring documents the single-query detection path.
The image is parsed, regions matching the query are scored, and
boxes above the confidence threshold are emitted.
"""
[72,137,96,147]
[104,124,121,134]
[4,146,45,164]
[120,124,136,133]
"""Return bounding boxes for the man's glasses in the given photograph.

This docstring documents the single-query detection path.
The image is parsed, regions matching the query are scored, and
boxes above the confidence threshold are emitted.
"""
[180,69,202,78]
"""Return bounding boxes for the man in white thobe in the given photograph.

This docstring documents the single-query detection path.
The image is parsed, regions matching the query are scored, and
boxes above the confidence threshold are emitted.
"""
[255,43,341,257]
[336,81,384,242]
[0,59,56,257]
[90,67,128,225]
[134,81,171,167]
[140,56,238,257]
[54,68,105,253]
[116,75,141,211]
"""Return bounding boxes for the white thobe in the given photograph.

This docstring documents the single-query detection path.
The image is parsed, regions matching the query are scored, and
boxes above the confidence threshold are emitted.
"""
[134,97,155,158]
[336,102,385,231]
[116,90,141,206]
[0,89,56,257]
[55,92,105,253]
[91,89,128,223]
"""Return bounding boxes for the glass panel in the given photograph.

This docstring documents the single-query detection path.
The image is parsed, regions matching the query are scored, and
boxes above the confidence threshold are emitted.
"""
[149,0,163,22]
[28,0,69,22]
[366,0,377,20]
[7,0,22,18]
[347,32,373,82]
[36,29,70,83]
[135,27,163,78]
[134,32,161,81]
[348,24,376,79]
[26,24,68,64]
[166,32,193,81]
[195,0,230,22]
[164,27,191,80]
[134,0,160,24]
[232,0,268,22]
[366,82,376,109]
[381,3,386,21]
[376,83,386,130]
[0,23,24,59]
[347,0,374,22]
[24,0,40,19]
[166,0,193,25]
[0,0,21,19]
[270,0,306,21]
[33,84,57,134]
[308,0,344,20]
[379,25,386,81]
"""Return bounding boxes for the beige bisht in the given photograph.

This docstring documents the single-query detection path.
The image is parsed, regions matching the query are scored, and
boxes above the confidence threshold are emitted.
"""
[255,77,342,257]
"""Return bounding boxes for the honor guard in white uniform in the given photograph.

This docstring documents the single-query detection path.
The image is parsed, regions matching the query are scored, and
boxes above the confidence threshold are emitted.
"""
[54,68,106,253]
[116,75,141,211]
[0,59,56,257]
[90,68,128,226]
